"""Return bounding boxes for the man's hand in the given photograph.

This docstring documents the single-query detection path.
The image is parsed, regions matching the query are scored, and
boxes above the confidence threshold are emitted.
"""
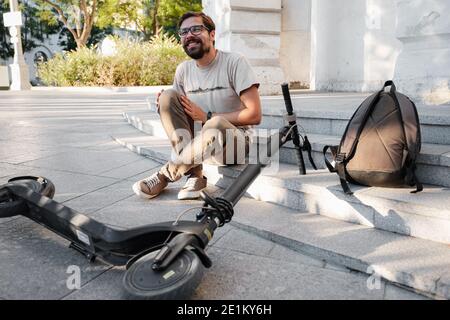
[180,95,207,123]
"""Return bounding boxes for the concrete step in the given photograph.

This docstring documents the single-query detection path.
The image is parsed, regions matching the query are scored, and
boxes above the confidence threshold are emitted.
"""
[112,130,450,245]
[123,111,166,138]
[204,164,450,245]
[123,111,450,188]
[259,93,450,145]
[229,196,450,300]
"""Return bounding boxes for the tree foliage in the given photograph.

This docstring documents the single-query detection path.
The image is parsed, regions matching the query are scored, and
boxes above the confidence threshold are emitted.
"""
[96,0,202,40]
[0,1,13,60]
[158,0,202,37]
[35,0,100,48]
[1,0,202,55]
[37,33,188,86]
[96,0,155,40]
[1,0,61,60]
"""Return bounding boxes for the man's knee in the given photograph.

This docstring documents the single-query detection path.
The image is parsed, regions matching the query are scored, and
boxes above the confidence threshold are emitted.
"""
[203,116,241,146]
[159,89,181,114]
[203,116,229,131]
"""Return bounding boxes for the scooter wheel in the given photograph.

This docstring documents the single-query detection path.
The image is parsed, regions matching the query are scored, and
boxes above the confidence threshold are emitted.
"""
[0,176,55,218]
[122,249,205,300]
[8,176,55,199]
[0,188,27,218]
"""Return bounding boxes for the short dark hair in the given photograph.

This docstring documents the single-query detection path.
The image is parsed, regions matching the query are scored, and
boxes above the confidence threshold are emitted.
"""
[178,12,216,32]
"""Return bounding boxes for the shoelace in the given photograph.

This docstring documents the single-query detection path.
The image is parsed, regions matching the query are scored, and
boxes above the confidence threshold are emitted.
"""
[143,174,161,189]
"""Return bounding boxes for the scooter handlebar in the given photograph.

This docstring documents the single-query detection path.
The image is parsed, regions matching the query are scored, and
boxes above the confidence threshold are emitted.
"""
[281,83,294,115]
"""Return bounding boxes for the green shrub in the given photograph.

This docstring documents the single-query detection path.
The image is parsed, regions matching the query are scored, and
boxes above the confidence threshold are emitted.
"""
[37,33,188,86]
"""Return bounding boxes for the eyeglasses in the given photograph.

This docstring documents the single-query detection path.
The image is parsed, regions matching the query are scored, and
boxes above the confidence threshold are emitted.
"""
[178,25,209,37]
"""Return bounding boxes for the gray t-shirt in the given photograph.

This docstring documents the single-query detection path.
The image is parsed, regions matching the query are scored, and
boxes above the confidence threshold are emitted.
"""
[173,50,259,130]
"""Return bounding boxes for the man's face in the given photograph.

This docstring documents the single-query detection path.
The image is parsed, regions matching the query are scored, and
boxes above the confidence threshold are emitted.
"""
[180,17,215,60]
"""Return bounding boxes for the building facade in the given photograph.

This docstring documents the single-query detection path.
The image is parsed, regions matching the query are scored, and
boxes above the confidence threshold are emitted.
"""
[202,0,450,105]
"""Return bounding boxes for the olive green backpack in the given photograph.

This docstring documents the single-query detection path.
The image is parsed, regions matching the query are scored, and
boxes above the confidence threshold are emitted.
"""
[323,81,423,194]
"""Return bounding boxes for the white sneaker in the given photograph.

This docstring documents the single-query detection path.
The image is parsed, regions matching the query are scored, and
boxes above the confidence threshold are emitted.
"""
[177,176,207,200]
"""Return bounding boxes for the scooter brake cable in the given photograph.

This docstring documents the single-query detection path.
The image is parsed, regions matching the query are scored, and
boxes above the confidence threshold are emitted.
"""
[172,206,216,226]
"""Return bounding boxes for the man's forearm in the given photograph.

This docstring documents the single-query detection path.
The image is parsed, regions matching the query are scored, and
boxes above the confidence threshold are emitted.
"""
[206,85,262,126]
[211,108,261,126]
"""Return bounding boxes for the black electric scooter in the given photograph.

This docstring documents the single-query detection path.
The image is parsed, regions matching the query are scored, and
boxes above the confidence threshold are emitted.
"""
[0,84,316,299]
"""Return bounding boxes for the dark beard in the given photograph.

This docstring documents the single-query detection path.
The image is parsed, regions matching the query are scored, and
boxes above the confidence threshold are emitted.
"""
[183,39,211,60]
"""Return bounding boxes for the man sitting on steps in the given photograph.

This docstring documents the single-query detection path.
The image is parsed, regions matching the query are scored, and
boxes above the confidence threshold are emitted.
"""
[133,11,262,200]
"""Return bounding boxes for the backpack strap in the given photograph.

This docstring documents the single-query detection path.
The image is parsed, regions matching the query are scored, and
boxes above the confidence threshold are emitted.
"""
[339,90,382,159]
[323,145,338,173]
[335,153,353,195]
[323,146,353,194]
[388,81,423,193]
[405,155,423,193]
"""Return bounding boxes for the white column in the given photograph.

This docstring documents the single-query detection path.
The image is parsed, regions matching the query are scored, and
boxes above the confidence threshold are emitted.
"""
[280,0,311,89]
[203,0,285,95]
[310,0,401,92]
[310,0,369,91]
[393,0,450,105]
[5,0,31,90]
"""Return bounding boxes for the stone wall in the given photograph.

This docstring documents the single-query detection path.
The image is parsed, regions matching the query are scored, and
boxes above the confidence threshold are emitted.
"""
[393,0,450,105]
[204,0,449,104]
[310,0,401,93]
[0,65,9,88]
[203,0,285,95]
[280,0,311,89]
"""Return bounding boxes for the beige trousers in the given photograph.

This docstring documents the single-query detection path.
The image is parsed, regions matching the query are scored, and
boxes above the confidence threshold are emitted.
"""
[157,89,249,182]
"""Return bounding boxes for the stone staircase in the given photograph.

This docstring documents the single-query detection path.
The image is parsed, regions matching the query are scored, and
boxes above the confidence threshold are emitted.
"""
[113,92,450,299]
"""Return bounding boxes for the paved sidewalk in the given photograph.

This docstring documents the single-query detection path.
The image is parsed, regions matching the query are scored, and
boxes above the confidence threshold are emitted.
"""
[0,90,427,300]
